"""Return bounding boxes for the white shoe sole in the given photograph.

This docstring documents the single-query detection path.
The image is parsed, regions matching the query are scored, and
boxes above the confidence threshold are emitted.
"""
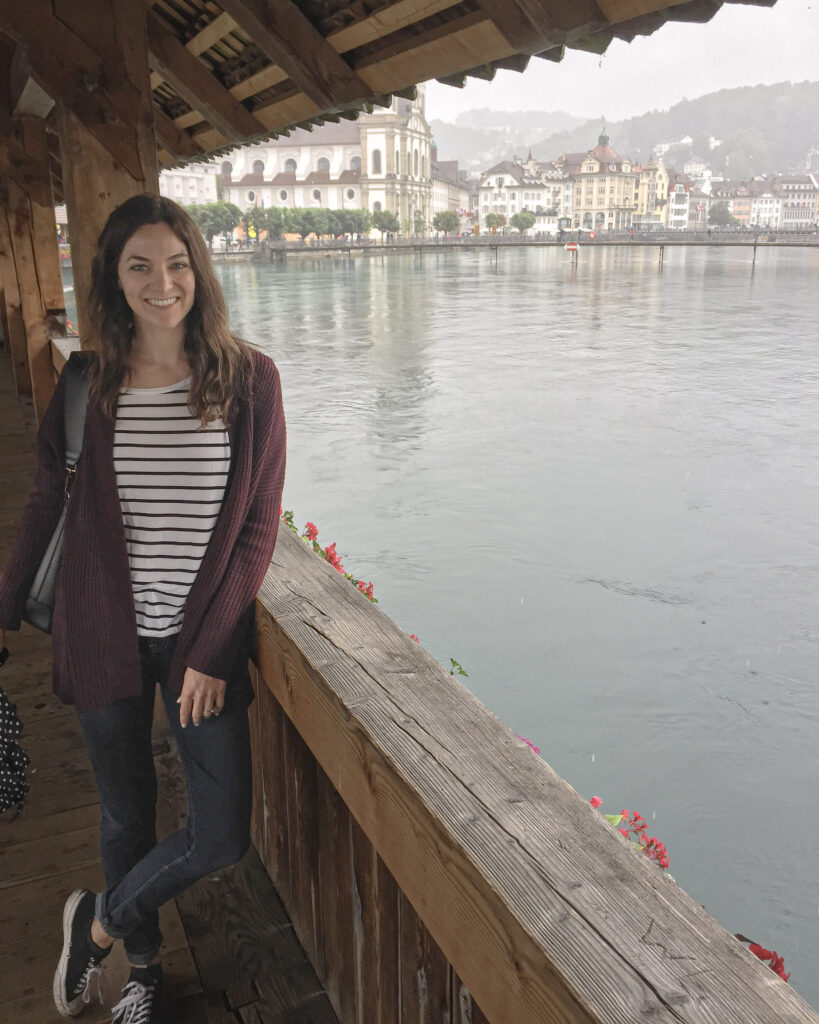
[53,889,89,1018]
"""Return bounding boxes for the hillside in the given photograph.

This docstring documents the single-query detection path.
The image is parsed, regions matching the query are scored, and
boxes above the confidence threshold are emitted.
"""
[431,82,819,178]
[430,109,588,173]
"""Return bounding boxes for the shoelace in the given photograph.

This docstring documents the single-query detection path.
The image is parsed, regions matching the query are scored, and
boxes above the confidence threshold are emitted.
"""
[111,980,156,1024]
[77,961,106,1006]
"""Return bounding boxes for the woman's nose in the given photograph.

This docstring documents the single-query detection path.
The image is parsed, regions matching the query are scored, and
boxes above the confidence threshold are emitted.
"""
[151,267,173,290]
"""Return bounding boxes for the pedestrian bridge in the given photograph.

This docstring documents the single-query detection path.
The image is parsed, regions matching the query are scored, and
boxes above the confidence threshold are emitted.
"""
[0,341,813,1023]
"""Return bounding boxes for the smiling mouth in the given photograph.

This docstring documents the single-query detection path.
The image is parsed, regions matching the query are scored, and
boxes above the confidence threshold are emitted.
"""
[145,297,179,307]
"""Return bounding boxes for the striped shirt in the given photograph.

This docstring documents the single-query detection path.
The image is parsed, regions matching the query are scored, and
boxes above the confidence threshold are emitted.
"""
[114,377,231,637]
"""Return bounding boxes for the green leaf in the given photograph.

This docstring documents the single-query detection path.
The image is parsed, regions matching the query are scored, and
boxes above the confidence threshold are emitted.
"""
[604,814,623,826]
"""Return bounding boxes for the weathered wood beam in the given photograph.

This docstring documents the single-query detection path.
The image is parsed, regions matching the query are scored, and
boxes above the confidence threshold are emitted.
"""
[217,0,370,111]
[53,0,158,340]
[1,0,151,182]
[153,103,206,161]
[146,9,265,144]
[476,0,607,52]
[4,180,56,421]
[252,528,818,1024]
[0,195,31,396]
[0,140,52,210]
[19,118,63,310]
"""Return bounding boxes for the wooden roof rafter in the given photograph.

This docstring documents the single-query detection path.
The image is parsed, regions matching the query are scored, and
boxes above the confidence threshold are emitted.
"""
[1,0,776,175]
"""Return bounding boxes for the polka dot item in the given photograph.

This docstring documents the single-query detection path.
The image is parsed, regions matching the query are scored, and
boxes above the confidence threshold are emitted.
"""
[0,686,30,814]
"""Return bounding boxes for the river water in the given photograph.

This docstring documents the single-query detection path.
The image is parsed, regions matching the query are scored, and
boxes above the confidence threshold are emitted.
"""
[67,244,819,1004]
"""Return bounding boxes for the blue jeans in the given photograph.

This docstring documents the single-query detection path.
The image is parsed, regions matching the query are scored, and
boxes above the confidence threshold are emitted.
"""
[77,633,253,964]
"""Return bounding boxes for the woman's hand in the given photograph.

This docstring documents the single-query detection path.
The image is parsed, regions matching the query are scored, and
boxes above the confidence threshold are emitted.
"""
[177,667,226,727]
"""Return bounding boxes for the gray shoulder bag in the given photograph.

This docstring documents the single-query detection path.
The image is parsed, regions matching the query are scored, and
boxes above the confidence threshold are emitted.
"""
[22,353,89,634]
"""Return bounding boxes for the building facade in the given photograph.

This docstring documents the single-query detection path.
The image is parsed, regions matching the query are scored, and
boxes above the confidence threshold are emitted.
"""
[159,165,219,206]
[218,91,432,227]
[554,132,638,231]
[634,156,669,228]
[776,175,817,230]
[477,155,570,232]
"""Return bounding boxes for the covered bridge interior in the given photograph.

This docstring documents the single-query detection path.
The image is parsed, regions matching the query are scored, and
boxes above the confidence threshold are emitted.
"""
[2,1,815,1023]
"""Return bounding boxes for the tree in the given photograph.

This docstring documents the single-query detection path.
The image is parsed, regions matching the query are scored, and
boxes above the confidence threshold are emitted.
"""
[185,201,241,249]
[371,209,400,240]
[708,201,738,228]
[413,212,426,237]
[432,211,459,237]
[242,206,267,242]
[485,213,506,232]
[509,210,536,234]
[265,206,286,239]
[347,208,372,237]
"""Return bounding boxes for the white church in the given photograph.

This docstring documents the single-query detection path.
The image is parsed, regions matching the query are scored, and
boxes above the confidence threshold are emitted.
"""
[183,88,437,228]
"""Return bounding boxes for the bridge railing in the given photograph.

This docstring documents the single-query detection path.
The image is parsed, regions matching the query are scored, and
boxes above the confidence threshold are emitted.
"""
[248,526,815,1024]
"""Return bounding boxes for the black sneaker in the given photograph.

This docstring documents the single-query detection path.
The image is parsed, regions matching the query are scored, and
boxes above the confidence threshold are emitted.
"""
[53,889,109,1017]
[111,963,164,1023]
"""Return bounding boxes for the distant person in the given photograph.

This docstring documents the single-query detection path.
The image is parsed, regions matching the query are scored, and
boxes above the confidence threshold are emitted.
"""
[0,195,286,1023]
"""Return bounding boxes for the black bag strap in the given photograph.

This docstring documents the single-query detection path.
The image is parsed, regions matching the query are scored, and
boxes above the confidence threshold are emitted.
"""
[63,352,89,491]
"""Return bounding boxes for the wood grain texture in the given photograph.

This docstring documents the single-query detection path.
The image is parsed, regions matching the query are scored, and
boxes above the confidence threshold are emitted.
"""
[4,180,55,423]
[147,8,264,143]
[0,204,31,397]
[251,526,817,1024]
[218,0,369,110]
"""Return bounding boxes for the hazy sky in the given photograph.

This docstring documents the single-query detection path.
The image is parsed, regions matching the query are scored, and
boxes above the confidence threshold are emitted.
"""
[425,0,818,123]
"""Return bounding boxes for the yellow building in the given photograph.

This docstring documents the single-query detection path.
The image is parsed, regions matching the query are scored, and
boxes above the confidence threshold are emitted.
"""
[634,157,669,228]
[554,131,638,231]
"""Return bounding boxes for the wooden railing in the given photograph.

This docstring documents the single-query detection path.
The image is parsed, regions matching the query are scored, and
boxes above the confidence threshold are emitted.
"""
[249,527,815,1024]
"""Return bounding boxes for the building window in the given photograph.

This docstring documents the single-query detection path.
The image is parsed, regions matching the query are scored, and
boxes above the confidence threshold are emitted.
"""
[253,159,265,175]
[247,190,255,202]
[317,157,330,172]
[373,201,382,212]
[221,161,233,176]
[346,189,355,200]
[372,149,382,174]
[285,158,297,173]
[279,190,288,201]
[413,150,419,176]
[350,156,361,173]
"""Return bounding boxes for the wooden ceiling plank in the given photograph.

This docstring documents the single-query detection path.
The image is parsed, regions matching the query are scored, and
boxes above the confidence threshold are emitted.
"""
[187,10,239,55]
[217,0,369,110]
[153,102,205,159]
[230,64,288,102]
[174,109,208,129]
[353,11,489,70]
[476,0,607,52]
[598,0,678,16]
[356,18,517,94]
[146,8,265,142]
[328,0,465,52]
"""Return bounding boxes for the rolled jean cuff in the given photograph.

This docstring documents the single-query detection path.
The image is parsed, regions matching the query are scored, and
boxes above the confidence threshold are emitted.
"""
[94,892,161,963]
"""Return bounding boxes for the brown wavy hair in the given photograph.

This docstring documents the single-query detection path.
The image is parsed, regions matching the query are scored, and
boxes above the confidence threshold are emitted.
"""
[84,193,254,424]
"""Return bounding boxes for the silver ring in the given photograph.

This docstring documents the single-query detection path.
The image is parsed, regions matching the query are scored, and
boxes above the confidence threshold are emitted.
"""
[204,707,214,717]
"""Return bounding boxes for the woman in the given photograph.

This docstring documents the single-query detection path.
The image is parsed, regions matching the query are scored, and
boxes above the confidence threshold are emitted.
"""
[0,195,286,1023]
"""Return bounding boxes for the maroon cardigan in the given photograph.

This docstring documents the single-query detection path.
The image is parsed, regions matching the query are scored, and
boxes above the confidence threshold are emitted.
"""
[0,349,286,712]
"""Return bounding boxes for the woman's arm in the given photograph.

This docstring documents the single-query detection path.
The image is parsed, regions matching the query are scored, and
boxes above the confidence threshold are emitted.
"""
[184,358,286,682]
[0,370,69,631]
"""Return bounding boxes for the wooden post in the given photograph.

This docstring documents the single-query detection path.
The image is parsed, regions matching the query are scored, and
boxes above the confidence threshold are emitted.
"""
[0,196,30,395]
[53,0,159,334]
[4,178,57,422]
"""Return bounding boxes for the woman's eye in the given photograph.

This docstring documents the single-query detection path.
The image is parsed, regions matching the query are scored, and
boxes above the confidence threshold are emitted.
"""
[171,262,189,270]
[130,264,148,272]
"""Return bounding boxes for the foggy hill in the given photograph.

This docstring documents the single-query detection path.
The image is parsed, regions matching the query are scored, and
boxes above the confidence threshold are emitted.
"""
[432,82,819,178]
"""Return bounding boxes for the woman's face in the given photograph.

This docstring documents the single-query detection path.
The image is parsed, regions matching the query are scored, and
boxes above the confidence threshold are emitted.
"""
[116,221,196,343]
